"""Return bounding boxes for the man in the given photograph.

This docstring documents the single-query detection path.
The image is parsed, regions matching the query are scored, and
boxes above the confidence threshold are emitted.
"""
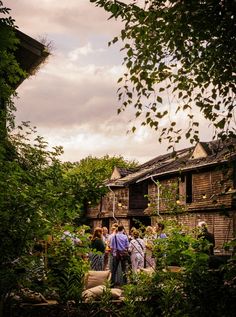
[197,221,215,255]
[110,225,129,286]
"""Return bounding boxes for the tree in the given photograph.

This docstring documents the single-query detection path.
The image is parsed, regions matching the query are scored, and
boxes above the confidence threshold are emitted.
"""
[0,1,26,159]
[91,0,236,148]
[63,155,138,222]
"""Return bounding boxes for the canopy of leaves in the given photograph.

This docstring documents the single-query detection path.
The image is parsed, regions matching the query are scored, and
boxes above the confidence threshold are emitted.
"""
[91,0,236,147]
[63,155,138,217]
[0,1,26,159]
[0,122,138,265]
[0,1,24,101]
[0,126,77,267]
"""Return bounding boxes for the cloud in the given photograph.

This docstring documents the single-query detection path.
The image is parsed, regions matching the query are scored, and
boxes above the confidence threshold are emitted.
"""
[15,52,124,127]
[6,0,124,41]
[68,43,107,61]
[8,0,216,165]
[30,124,167,164]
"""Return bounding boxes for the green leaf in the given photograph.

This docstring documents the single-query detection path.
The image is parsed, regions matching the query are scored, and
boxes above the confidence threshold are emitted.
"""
[156,96,162,104]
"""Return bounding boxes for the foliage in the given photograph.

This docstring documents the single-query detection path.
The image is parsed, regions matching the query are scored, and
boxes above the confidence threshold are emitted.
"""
[146,179,186,215]
[45,225,90,304]
[0,1,26,153]
[153,221,209,269]
[49,259,86,304]
[0,125,82,303]
[0,121,137,304]
[0,1,24,99]
[86,284,122,317]
[91,0,236,148]
[121,222,236,317]
[63,155,138,222]
[122,273,162,317]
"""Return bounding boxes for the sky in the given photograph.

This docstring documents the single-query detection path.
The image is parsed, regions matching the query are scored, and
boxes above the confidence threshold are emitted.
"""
[5,0,214,164]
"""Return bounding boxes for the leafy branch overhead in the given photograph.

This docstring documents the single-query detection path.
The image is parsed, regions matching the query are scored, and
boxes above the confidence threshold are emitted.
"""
[91,0,236,146]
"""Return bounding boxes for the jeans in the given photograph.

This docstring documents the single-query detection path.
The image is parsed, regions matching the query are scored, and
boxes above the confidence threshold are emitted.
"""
[111,254,128,286]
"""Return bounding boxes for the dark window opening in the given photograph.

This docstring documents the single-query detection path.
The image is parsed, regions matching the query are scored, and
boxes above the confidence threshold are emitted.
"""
[176,178,181,201]
[102,218,109,229]
[186,174,192,203]
[129,182,148,210]
[233,162,236,189]
[130,217,151,231]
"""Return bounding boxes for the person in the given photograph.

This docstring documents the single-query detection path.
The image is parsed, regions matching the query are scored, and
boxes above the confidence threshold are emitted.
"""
[102,226,110,270]
[89,227,106,270]
[143,226,156,269]
[108,223,118,271]
[62,229,82,245]
[27,243,46,290]
[108,223,123,284]
[110,224,129,286]
[129,230,145,273]
[128,227,137,242]
[197,221,215,255]
[102,226,109,242]
[156,222,167,239]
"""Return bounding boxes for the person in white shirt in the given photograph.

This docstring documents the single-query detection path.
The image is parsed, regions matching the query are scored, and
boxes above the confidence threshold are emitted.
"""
[128,230,146,273]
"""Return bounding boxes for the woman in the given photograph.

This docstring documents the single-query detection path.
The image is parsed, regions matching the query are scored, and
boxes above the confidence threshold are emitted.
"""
[102,226,110,270]
[143,226,156,269]
[128,230,145,273]
[89,227,106,271]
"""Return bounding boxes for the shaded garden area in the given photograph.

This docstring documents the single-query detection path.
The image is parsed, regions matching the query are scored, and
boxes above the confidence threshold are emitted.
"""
[1,1,236,316]
[1,215,236,317]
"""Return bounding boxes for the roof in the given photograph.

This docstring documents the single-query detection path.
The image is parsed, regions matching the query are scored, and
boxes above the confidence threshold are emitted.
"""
[106,138,236,187]
[14,29,50,87]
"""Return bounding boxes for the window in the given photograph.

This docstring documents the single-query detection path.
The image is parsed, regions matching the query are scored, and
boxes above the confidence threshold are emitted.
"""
[129,182,148,210]
[102,218,109,229]
[186,174,193,203]
[233,162,236,189]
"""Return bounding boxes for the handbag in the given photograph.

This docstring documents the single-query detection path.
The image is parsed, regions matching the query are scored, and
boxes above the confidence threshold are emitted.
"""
[114,236,130,261]
[116,249,129,259]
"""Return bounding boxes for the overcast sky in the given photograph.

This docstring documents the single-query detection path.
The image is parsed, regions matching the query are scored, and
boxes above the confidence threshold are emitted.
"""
[6,0,214,164]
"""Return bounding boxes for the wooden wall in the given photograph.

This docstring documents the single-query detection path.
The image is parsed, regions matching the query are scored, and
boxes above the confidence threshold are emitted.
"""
[147,168,234,213]
[151,211,235,253]
[86,164,235,252]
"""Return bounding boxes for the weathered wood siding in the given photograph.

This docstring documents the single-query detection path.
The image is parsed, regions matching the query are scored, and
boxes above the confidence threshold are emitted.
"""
[188,168,233,211]
[146,177,180,213]
[151,211,235,252]
[87,188,129,219]
[86,164,235,251]
[146,168,234,213]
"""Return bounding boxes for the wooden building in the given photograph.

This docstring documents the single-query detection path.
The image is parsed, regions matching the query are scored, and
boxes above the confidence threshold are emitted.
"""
[14,29,49,87]
[87,139,236,253]
[0,27,49,145]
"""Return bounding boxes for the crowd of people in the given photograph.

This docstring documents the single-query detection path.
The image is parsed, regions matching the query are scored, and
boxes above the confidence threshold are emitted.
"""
[23,221,216,290]
[88,222,167,286]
